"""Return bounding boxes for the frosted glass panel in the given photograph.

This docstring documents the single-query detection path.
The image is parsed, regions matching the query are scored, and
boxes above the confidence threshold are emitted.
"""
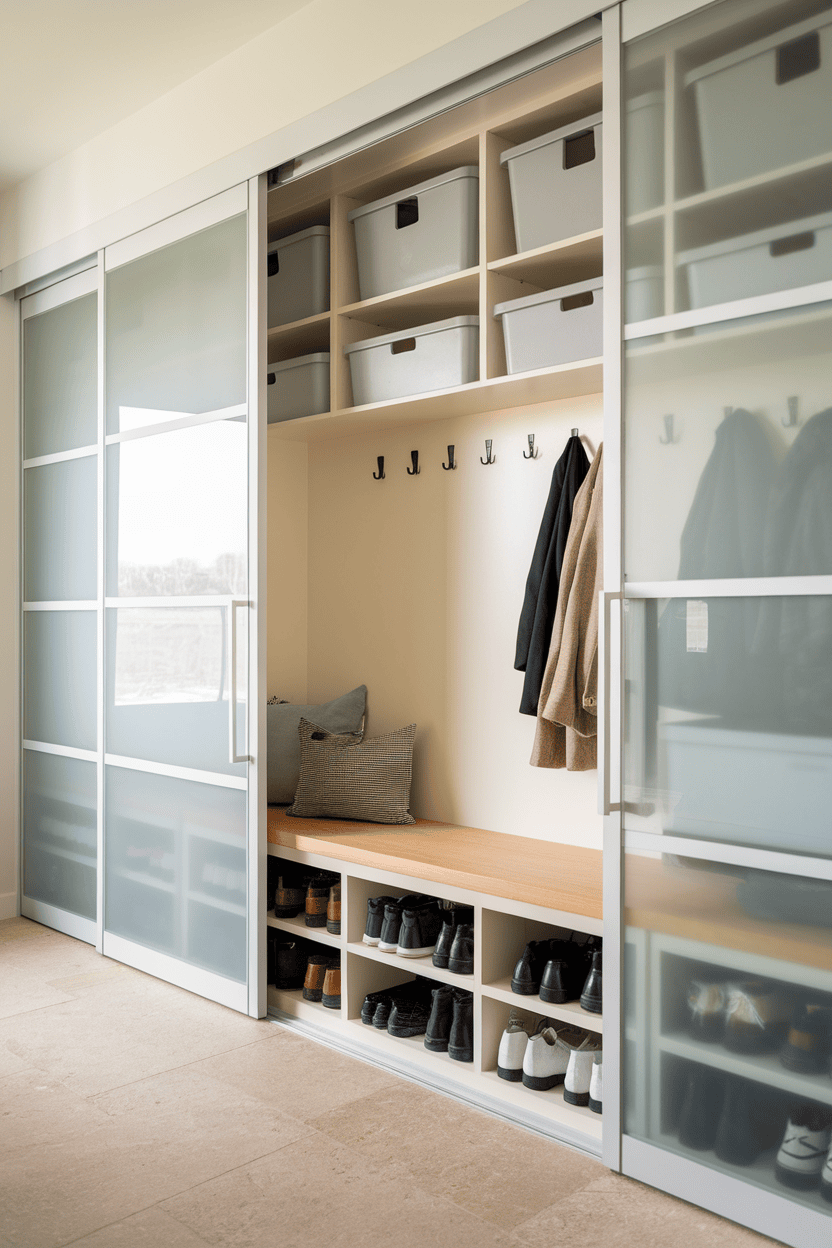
[23,293,97,459]
[24,456,97,602]
[105,765,246,981]
[624,849,832,1219]
[105,214,246,434]
[106,607,246,776]
[624,302,832,582]
[624,595,832,856]
[623,0,832,321]
[23,750,96,919]
[24,612,96,750]
[106,420,247,596]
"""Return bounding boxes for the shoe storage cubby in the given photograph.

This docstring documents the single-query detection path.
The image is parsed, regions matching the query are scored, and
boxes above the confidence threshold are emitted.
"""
[267,807,603,1152]
[265,42,604,442]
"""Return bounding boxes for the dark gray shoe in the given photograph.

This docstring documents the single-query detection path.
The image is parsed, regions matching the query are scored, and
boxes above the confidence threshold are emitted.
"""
[448,922,474,975]
[424,985,455,1052]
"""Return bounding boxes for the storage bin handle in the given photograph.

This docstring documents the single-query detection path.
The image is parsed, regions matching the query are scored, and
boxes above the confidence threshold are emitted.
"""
[776,30,820,85]
[391,337,416,355]
[268,252,279,277]
[561,290,594,313]
[396,197,419,229]
[769,230,815,258]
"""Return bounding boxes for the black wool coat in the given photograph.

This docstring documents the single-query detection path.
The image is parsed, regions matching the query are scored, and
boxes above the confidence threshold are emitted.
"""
[515,433,589,715]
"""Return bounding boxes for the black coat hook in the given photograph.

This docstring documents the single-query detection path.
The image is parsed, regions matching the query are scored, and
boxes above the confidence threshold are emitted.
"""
[659,414,676,445]
[523,435,537,459]
[782,396,799,428]
[442,445,456,470]
[480,439,495,465]
[406,450,420,475]
[373,456,385,479]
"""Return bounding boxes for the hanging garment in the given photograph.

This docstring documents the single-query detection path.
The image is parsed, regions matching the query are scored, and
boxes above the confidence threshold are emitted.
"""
[658,408,778,724]
[755,407,832,735]
[531,445,603,771]
[515,433,589,715]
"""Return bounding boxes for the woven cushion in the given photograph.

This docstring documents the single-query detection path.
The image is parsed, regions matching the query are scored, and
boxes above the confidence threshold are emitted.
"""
[267,686,366,804]
[287,718,416,824]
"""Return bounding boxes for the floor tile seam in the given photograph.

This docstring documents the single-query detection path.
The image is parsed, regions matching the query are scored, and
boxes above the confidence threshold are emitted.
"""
[0,994,79,1022]
[53,1201,213,1248]
[155,1129,325,1210]
[79,1034,298,1103]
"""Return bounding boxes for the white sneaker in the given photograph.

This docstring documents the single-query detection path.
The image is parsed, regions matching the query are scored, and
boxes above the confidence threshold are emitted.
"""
[564,1034,598,1106]
[522,1024,585,1091]
[820,1139,832,1203]
[775,1105,832,1190]
[588,1049,602,1113]
[497,1010,529,1082]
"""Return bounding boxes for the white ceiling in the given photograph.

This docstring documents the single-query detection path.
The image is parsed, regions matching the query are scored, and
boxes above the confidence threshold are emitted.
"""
[0,0,312,192]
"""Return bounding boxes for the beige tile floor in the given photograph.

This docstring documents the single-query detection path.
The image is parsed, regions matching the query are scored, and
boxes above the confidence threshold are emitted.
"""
[0,916,780,1248]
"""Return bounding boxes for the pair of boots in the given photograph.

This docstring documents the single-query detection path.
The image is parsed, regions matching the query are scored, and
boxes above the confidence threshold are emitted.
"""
[267,931,340,1009]
[424,985,474,1062]
[274,867,341,934]
[677,1065,784,1164]
[511,937,602,1014]
[302,953,341,1009]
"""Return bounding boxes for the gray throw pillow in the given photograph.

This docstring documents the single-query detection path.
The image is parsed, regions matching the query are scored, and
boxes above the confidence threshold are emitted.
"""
[267,686,366,803]
[287,717,416,824]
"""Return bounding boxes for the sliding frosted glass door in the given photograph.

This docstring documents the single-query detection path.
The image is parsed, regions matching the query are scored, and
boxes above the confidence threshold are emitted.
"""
[102,187,255,1009]
[20,271,99,941]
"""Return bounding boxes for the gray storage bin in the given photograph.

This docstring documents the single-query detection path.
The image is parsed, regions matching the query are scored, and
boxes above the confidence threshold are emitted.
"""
[678,212,832,309]
[625,264,663,323]
[343,316,478,406]
[268,226,330,327]
[625,91,664,216]
[348,168,479,301]
[685,14,832,190]
[500,113,602,253]
[267,353,330,423]
[494,278,603,374]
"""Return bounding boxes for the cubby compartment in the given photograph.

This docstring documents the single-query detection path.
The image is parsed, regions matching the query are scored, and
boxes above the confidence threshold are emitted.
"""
[347,876,475,985]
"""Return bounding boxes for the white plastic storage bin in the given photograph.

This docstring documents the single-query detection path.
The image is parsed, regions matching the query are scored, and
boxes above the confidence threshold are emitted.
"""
[494,278,603,374]
[625,265,663,323]
[678,212,832,309]
[347,167,479,301]
[685,14,832,190]
[625,92,664,216]
[267,353,330,423]
[500,113,602,253]
[267,226,330,327]
[343,316,478,406]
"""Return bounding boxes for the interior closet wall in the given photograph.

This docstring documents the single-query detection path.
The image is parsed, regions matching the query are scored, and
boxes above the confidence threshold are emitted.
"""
[267,439,309,704]
[0,289,17,918]
[271,392,604,849]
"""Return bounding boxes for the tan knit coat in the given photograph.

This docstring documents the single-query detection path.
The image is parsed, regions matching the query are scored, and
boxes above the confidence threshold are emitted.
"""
[531,444,603,771]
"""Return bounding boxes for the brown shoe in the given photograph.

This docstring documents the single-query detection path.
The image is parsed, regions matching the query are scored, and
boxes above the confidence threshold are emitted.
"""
[274,869,312,918]
[322,959,341,1009]
[302,953,329,1001]
[305,873,339,928]
[326,883,341,935]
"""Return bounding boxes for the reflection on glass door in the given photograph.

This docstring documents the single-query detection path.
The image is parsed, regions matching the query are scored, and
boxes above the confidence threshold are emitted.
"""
[103,200,250,1000]
[20,272,99,936]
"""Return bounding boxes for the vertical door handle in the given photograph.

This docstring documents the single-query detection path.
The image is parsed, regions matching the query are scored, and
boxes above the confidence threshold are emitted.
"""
[599,590,622,816]
[228,599,252,764]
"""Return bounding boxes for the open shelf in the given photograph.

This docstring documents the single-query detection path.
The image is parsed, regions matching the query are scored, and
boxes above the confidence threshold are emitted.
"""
[659,1030,832,1107]
[267,310,330,362]
[479,1069,603,1141]
[188,889,245,917]
[488,230,603,289]
[268,985,341,1022]
[346,940,473,986]
[482,977,603,1035]
[268,910,341,948]
[28,839,96,869]
[339,268,479,329]
[268,357,603,442]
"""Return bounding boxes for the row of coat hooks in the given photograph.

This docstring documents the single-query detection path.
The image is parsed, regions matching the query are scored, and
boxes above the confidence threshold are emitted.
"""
[372,430,580,477]
[659,398,800,445]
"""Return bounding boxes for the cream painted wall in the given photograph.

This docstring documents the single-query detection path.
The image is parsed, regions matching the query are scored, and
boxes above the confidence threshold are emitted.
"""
[0,290,19,918]
[267,438,308,704]
[301,395,604,850]
[0,0,529,269]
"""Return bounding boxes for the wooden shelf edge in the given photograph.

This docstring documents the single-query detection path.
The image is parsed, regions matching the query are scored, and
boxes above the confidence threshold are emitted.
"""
[488,229,603,274]
[267,310,330,340]
[482,980,603,1034]
[338,267,480,317]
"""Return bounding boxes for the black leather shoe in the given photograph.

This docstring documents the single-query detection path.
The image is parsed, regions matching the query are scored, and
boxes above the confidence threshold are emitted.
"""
[363,896,399,946]
[378,894,428,952]
[388,996,432,1038]
[397,899,443,957]
[511,940,551,995]
[580,948,603,1013]
[448,923,474,975]
[432,905,474,969]
[678,1064,725,1150]
[305,872,340,928]
[714,1077,783,1166]
[449,988,474,1062]
[425,984,455,1052]
[780,1003,832,1074]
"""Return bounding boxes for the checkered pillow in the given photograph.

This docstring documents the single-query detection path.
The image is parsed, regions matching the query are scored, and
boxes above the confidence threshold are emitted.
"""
[287,718,416,824]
